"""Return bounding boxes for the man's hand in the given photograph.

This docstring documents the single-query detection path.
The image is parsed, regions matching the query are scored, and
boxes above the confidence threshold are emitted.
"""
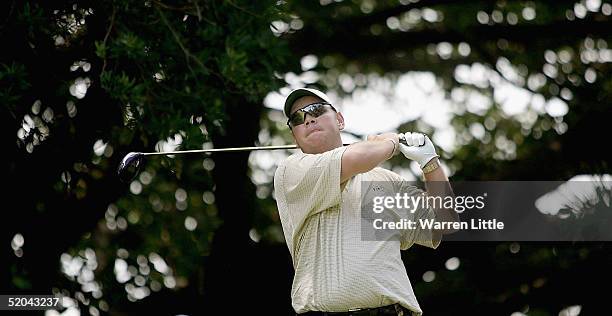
[398,132,439,167]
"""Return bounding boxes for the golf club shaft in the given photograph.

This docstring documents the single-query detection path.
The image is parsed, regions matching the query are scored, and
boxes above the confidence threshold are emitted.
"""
[143,144,303,156]
[141,136,413,156]
[118,135,416,182]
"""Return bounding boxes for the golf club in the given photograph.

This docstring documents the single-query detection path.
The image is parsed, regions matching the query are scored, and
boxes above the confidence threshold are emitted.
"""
[118,135,417,182]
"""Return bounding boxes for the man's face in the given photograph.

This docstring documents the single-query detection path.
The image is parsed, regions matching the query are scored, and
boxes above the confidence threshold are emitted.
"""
[289,96,344,154]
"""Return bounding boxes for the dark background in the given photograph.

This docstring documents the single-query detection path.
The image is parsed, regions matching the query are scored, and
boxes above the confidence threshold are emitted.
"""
[2,0,611,315]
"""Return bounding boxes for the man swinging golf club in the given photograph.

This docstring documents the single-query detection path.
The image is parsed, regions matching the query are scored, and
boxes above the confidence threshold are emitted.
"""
[274,88,459,315]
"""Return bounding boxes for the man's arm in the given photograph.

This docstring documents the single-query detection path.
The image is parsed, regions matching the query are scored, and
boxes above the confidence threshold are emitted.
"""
[398,133,460,236]
[423,158,460,235]
[340,133,398,183]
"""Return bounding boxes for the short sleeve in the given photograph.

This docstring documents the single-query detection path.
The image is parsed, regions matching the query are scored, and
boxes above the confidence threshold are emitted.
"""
[400,203,442,250]
[394,181,442,250]
[274,146,348,228]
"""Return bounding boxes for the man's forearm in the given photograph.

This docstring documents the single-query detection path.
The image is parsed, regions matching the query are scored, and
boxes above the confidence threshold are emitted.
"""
[341,138,396,183]
[423,158,460,234]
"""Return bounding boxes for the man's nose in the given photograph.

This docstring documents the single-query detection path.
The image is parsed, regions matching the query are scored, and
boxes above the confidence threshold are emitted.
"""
[304,113,316,126]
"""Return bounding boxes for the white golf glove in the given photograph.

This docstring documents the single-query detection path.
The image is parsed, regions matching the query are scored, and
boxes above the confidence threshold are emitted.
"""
[399,132,439,167]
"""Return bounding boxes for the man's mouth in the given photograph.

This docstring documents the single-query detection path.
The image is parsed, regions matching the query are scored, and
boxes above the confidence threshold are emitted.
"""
[307,128,322,137]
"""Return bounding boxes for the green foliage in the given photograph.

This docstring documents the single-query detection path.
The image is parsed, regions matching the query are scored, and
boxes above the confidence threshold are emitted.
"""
[0,62,30,112]
[4,0,290,313]
[100,71,145,104]
[286,0,611,180]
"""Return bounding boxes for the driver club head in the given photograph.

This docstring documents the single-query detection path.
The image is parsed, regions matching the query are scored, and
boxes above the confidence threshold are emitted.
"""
[117,152,145,183]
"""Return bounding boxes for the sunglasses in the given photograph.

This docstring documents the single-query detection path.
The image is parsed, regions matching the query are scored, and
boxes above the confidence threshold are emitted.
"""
[287,102,337,129]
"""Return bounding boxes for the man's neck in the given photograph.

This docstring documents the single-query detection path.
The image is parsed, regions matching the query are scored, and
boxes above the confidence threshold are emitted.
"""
[302,141,343,154]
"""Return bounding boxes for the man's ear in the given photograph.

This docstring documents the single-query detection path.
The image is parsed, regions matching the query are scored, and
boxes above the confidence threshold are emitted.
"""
[336,112,345,130]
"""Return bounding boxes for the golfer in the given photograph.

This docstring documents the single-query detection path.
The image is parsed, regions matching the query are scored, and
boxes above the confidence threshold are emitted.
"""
[274,88,458,315]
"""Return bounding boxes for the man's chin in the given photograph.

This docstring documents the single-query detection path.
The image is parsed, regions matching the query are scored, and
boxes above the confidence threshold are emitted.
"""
[303,140,335,154]
[306,132,326,144]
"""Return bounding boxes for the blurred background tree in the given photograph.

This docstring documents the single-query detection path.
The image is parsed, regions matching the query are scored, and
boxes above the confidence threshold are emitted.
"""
[2,0,294,314]
[2,0,611,315]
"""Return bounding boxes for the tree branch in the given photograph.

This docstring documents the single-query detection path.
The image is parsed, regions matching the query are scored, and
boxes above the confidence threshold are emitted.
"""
[290,19,612,57]
[155,5,199,77]
[330,0,578,28]
[100,5,116,74]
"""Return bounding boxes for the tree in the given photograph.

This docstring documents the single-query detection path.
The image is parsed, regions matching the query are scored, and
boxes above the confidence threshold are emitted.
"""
[284,0,612,180]
[2,0,296,314]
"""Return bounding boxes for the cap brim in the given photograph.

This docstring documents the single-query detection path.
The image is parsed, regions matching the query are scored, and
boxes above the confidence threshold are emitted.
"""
[283,88,332,117]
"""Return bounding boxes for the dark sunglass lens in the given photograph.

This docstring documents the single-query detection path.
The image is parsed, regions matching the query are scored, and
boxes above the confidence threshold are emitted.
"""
[310,103,328,116]
[289,111,306,127]
[288,103,331,127]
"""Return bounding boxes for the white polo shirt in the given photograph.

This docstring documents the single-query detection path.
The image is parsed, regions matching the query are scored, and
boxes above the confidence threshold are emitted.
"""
[274,146,441,315]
